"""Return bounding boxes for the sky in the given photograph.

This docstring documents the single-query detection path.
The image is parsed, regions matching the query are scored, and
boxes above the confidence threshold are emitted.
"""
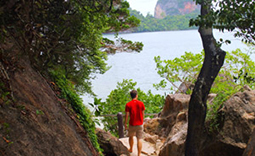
[126,0,158,16]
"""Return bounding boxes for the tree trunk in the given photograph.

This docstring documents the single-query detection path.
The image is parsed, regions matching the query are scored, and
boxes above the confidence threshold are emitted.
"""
[185,1,226,155]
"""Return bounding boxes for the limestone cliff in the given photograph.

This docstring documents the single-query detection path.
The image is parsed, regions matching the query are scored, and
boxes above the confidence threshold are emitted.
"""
[154,0,200,19]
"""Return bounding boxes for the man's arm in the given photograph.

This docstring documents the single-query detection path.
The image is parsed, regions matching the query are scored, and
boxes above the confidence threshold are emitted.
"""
[125,112,129,130]
[142,110,145,120]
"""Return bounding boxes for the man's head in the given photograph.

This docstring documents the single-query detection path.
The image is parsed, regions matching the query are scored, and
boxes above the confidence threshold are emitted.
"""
[130,90,138,99]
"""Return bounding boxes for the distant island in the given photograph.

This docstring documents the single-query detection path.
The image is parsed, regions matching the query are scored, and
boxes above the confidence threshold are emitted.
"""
[129,0,199,32]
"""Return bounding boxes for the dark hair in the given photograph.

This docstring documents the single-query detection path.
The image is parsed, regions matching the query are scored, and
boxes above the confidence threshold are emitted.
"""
[130,90,137,99]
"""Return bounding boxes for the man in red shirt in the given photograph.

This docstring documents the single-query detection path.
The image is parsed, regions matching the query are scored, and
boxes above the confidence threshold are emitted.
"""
[125,90,145,156]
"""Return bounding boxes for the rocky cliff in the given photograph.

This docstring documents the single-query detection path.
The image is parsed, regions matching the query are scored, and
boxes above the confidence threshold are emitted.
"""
[0,42,98,155]
[154,0,200,19]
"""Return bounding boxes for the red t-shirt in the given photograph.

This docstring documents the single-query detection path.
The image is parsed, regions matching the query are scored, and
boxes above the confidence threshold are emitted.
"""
[125,99,145,126]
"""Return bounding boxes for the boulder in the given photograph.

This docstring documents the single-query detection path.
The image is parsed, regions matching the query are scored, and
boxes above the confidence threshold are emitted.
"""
[160,94,190,118]
[143,117,151,124]
[159,121,187,156]
[96,128,130,156]
[199,139,246,156]
[159,111,188,156]
[199,89,255,156]
[144,133,159,144]
[158,94,190,137]
[143,118,160,136]
[218,90,255,144]
[157,89,255,156]
[243,127,255,156]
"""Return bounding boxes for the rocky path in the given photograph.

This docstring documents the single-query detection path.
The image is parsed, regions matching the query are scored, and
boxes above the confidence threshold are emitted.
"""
[119,137,162,156]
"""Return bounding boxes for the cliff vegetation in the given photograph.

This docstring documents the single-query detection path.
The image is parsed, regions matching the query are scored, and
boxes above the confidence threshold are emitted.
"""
[0,0,142,155]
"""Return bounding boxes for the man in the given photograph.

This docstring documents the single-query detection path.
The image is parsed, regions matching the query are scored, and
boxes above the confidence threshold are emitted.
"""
[125,90,145,156]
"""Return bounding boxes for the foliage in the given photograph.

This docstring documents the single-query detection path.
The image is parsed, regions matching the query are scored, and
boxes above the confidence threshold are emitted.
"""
[92,79,165,136]
[102,37,143,54]
[1,0,142,152]
[0,0,142,95]
[154,51,204,92]
[154,48,255,93]
[0,82,9,102]
[154,48,255,129]
[185,0,254,152]
[190,0,255,44]
[0,80,13,105]
[49,69,102,153]
[206,89,237,133]
[227,46,255,86]
[206,47,255,131]
[129,10,198,32]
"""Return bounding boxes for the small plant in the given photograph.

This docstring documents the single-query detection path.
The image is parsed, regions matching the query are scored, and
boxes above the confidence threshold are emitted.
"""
[36,110,44,115]
[0,82,12,105]
[2,122,10,133]
[16,105,26,110]
[0,122,13,145]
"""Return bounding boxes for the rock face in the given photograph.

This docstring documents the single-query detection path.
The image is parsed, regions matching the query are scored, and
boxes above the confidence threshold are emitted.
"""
[200,89,255,156]
[0,56,98,155]
[219,90,255,144]
[154,0,200,19]
[143,94,190,138]
[146,89,255,156]
[143,94,189,156]
[157,94,189,156]
[96,128,130,156]
[243,128,255,156]
[159,120,187,156]
[158,94,190,137]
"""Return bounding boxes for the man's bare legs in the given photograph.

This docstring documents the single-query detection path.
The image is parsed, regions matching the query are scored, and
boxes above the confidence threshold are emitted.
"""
[128,136,134,152]
[137,138,142,156]
[129,136,142,156]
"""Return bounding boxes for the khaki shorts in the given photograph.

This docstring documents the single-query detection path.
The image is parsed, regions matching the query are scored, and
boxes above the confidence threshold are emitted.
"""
[128,125,144,139]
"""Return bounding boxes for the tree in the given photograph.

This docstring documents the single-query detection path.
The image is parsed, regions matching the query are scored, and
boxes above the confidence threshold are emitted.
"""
[0,0,142,95]
[154,51,204,92]
[0,0,142,153]
[185,0,255,155]
[154,49,255,93]
[190,0,255,44]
